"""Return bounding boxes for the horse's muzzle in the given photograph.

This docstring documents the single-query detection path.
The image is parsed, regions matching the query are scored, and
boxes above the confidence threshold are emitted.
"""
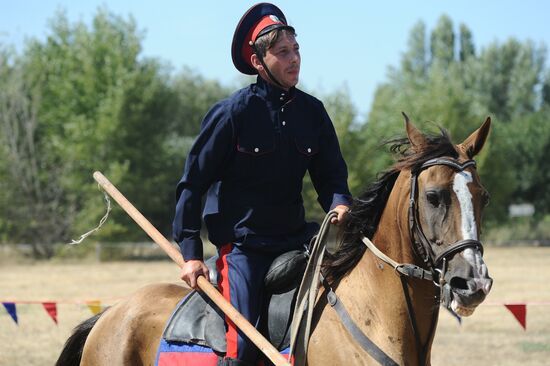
[447,275,493,316]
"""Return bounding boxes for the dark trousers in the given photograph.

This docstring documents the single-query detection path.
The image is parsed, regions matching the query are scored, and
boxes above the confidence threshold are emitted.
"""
[216,243,281,364]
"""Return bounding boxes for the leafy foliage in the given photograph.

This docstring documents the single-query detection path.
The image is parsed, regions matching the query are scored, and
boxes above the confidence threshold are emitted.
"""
[365,15,550,225]
[0,9,230,256]
[1,10,549,257]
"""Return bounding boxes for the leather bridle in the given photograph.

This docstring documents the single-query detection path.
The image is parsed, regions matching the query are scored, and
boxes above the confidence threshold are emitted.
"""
[402,157,485,365]
[322,157,487,366]
[408,157,484,287]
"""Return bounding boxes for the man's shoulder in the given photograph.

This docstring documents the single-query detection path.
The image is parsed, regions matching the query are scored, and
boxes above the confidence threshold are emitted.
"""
[214,85,255,114]
[295,88,324,109]
[203,86,249,121]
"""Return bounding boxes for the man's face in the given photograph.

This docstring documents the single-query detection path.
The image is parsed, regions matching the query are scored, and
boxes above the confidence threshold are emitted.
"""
[260,32,301,90]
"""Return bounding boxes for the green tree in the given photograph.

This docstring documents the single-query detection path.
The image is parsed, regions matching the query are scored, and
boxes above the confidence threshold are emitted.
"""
[459,23,475,62]
[504,110,550,217]
[0,8,239,255]
[473,39,546,122]
[506,41,546,118]
[169,68,232,137]
[430,15,455,66]
[0,9,184,255]
[365,15,550,225]
[543,69,550,107]
[401,21,428,80]
[0,47,63,254]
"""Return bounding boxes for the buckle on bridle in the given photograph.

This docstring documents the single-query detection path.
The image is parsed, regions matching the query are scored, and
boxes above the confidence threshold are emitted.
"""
[432,268,443,287]
[432,257,448,288]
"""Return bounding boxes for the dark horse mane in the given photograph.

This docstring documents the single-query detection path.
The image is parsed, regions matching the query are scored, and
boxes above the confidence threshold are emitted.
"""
[323,128,459,283]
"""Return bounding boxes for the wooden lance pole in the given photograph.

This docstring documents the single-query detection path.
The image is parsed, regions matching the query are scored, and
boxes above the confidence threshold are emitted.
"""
[93,171,291,366]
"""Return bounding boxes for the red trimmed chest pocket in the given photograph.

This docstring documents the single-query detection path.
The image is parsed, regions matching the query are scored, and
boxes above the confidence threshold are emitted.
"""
[236,135,275,156]
[234,132,276,182]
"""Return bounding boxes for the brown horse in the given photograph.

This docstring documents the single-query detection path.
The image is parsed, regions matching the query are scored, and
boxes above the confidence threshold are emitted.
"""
[56,116,493,366]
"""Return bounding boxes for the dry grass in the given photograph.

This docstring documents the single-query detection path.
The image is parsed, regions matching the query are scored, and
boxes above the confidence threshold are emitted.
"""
[0,247,549,365]
[432,246,550,366]
[0,261,180,366]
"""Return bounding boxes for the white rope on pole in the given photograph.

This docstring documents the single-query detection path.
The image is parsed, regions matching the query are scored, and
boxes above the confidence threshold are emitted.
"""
[68,185,111,245]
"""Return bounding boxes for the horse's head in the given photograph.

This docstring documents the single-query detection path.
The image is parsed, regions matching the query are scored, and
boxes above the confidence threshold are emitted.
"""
[404,115,493,316]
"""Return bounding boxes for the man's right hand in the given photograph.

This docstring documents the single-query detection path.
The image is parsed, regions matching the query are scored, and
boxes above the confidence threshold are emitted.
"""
[180,259,210,289]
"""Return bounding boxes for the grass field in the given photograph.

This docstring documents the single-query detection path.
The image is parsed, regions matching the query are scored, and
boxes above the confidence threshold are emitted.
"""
[0,246,549,365]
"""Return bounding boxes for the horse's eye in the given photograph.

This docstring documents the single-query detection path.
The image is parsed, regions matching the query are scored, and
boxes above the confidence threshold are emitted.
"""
[426,191,440,207]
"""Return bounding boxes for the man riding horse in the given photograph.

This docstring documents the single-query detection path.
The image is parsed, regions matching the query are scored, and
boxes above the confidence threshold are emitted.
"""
[172,3,352,365]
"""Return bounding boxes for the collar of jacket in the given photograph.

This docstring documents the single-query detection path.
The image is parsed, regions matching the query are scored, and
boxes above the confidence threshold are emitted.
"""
[254,75,295,104]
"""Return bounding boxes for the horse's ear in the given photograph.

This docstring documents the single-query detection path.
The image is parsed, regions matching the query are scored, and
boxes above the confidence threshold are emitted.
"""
[460,117,491,158]
[403,112,427,148]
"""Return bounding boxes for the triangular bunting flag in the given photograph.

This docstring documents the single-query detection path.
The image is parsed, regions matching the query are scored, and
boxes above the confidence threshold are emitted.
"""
[87,300,102,315]
[42,302,58,324]
[504,303,526,330]
[2,302,18,325]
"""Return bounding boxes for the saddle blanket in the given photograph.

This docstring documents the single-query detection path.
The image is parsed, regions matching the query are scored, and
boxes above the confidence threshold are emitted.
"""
[155,339,291,366]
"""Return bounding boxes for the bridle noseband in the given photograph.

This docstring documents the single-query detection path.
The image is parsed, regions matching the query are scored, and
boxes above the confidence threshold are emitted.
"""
[408,157,484,285]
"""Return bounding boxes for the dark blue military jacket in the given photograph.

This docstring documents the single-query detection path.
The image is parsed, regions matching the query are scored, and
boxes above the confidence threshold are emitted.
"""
[173,76,352,260]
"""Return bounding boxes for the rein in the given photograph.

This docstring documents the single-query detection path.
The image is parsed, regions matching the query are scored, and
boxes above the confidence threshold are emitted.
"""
[289,211,337,364]
[360,236,432,281]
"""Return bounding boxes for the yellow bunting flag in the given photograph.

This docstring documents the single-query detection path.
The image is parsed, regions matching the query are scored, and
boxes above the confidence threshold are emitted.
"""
[87,300,102,315]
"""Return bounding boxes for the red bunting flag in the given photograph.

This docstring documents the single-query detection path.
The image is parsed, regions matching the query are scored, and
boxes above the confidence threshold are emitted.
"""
[504,303,526,330]
[42,302,58,324]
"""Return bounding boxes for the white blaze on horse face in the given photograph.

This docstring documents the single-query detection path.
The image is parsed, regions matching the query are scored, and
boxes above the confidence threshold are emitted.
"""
[453,171,477,267]
[453,171,477,240]
[453,171,487,277]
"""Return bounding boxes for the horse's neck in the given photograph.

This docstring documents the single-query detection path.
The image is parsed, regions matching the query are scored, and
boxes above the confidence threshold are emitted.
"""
[336,172,438,364]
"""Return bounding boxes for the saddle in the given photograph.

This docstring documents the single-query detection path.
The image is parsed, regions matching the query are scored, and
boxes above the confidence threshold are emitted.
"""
[162,249,308,353]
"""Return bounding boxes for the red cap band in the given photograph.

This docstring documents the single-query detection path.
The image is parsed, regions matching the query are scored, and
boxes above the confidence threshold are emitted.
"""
[241,15,284,68]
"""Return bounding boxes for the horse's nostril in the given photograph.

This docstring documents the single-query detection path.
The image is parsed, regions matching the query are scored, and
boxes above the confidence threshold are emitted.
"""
[449,277,468,290]
[482,278,493,295]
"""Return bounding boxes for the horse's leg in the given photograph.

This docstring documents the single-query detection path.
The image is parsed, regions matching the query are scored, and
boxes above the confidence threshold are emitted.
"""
[80,283,190,366]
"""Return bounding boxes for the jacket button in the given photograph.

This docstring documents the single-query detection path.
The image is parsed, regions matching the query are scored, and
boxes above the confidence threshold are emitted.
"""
[281,108,284,112]
[254,147,259,153]
[279,97,284,101]
[282,121,286,126]
[307,148,312,153]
